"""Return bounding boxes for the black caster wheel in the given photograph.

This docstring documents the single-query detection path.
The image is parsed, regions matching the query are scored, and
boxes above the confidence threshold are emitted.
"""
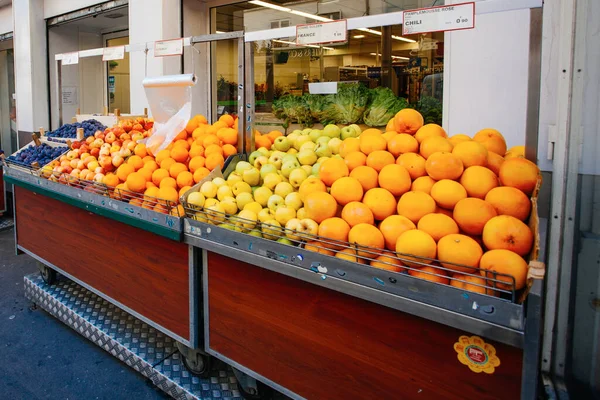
[38,262,57,285]
[181,352,212,378]
[237,380,273,400]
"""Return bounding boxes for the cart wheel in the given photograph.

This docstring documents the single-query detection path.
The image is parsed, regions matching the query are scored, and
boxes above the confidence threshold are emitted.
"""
[181,351,212,378]
[38,262,57,285]
[237,379,273,400]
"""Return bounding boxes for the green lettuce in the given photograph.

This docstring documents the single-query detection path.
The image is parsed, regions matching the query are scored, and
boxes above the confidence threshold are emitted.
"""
[272,95,313,127]
[363,87,409,127]
[320,83,370,125]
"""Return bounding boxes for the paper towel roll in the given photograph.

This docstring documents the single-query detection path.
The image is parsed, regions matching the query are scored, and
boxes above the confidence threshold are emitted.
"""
[142,73,196,88]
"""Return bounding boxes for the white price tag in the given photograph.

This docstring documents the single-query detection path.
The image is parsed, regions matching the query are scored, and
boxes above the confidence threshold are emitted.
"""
[154,38,184,57]
[296,20,347,46]
[403,2,475,35]
[103,45,125,61]
[61,52,79,66]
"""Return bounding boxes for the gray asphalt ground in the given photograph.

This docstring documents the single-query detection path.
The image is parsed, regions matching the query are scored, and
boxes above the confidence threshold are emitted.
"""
[0,223,168,400]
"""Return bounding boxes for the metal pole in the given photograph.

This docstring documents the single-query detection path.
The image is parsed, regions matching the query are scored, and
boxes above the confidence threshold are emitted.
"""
[244,41,255,156]
[237,36,245,154]
[55,60,63,127]
[525,8,543,162]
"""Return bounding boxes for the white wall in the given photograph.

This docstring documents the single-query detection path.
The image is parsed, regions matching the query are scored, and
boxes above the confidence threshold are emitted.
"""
[0,5,13,35]
[44,0,108,19]
[443,7,531,148]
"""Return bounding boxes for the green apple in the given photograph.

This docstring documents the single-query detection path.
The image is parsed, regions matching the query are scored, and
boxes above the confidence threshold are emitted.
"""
[315,142,332,158]
[253,156,269,169]
[296,207,308,219]
[220,196,238,215]
[204,198,220,208]
[261,219,282,240]
[273,136,292,152]
[274,182,294,198]
[257,147,271,157]
[218,222,237,231]
[285,218,318,241]
[301,165,312,175]
[287,148,298,155]
[243,201,263,215]
[297,149,317,166]
[235,161,253,174]
[206,204,226,224]
[332,154,343,160]
[311,162,321,177]
[349,124,362,136]
[284,192,303,211]
[235,192,254,210]
[248,150,264,165]
[277,237,294,246]
[309,129,322,142]
[259,164,278,179]
[200,181,218,198]
[281,160,301,178]
[291,129,303,135]
[227,172,243,186]
[263,173,283,190]
[299,141,316,152]
[253,186,273,206]
[258,208,275,223]
[242,167,260,186]
[187,192,206,208]
[316,136,331,146]
[328,138,342,155]
[248,229,263,238]
[323,124,341,139]
[294,135,312,151]
[232,181,252,196]
[317,156,330,164]
[275,206,296,225]
[288,168,308,188]
[301,128,312,136]
[217,185,234,201]
[212,177,227,188]
[234,209,257,231]
[268,152,284,169]
[282,154,298,164]
[267,194,285,211]
[287,133,299,144]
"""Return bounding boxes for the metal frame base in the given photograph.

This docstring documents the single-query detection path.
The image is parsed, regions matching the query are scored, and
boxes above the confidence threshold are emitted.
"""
[24,274,241,400]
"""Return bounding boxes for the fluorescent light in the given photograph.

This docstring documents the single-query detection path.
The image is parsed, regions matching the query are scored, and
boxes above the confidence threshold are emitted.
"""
[273,39,334,51]
[392,35,416,43]
[370,52,410,60]
[359,28,382,36]
[216,30,226,34]
[249,0,291,12]
[290,10,332,21]
[353,35,365,39]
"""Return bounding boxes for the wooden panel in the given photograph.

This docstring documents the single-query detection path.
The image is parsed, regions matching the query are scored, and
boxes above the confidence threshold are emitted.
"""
[15,186,190,339]
[208,252,523,400]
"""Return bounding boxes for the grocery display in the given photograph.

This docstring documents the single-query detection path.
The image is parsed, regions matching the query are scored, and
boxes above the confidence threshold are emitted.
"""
[45,119,107,140]
[6,142,68,168]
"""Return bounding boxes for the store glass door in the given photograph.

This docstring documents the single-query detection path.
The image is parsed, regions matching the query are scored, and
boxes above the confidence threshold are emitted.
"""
[106,36,130,114]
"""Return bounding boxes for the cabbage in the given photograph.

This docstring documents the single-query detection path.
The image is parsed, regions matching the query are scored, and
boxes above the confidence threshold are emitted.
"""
[302,93,329,122]
[320,83,370,125]
[272,95,313,127]
[363,87,409,127]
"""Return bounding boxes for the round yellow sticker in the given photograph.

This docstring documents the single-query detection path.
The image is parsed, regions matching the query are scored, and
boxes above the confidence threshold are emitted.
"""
[454,335,501,374]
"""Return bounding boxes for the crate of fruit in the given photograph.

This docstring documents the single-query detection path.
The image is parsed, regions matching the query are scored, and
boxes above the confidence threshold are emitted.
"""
[3,137,69,173]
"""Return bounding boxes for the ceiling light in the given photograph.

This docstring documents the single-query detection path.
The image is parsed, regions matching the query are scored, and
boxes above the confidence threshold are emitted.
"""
[290,10,332,21]
[273,39,334,51]
[392,35,416,43]
[359,28,382,36]
[216,30,226,34]
[353,35,365,39]
[249,0,291,12]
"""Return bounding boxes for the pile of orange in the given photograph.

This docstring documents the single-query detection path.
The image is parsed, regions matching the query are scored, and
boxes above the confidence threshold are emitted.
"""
[255,130,284,149]
[102,114,239,216]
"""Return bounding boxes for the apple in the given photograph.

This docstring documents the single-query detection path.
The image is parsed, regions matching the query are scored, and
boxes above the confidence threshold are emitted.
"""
[99,147,110,157]
[316,136,330,146]
[341,126,359,140]
[200,181,218,198]
[242,167,260,186]
[220,196,238,215]
[94,173,105,183]
[227,172,243,186]
[248,150,264,165]
[248,229,263,238]
[69,159,78,169]
[131,132,144,142]
[217,222,237,231]
[297,149,317,166]
[267,194,285,211]
[85,136,94,144]
[253,187,273,206]
[285,218,318,241]
[309,129,323,142]
[262,219,282,240]
[268,152,284,169]
[204,198,220,208]
[94,167,105,175]
[253,156,269,169]
[263,173,283,190]
[328,138,342,155]
[287,133,299,144]
[323,124,341,139]
[317,157,330,164]
[275,206,296,225]
[289,168,308,188]
[296,207,308,219]
[301,165,312,175]
[126,141,136,151]
[235,161,253,175]
[256,147,271,157]
[77,160,86,170]
[235,192,254,210]
[206,204,226,224]
[274,182,294,198]
[87,161,100,172]
[299,142,317,153]
[315,142,332,158]
[282,153,298,163]
[66,150,78,161]
[234,209,258,231]
[277,237,294,246]
[259,164,278,179]
[287,148,298,155]
[187,192,206,208]
[110,145,120,154]
[217,185,234,201]
[258,208,275,223]
[285,192,303,211]
[301,128,312,135]
[273,136,292,152]
[213,177,227,187]
[243,201,263,215]
[310,163,321,177]
[232,181,252,196]
[281,160,301,178]
[294,135,312,151]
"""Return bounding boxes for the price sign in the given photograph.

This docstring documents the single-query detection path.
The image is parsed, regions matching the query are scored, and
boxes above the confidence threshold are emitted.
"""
[403,2,475,35]
[296,20,347,46]
[61,52,79,66]
[103,45,125,61]
[154,38,183,57]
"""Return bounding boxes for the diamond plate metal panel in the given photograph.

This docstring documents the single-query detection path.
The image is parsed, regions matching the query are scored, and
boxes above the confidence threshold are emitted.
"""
[24,274,241,400]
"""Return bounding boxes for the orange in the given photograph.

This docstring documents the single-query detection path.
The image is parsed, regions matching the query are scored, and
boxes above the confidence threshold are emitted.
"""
[205,153,225,171]
[160,157,177,171]
[255,135,272,149]
[448,134,471,146]
[153,203,169,214]
[143,156,155,164]
[127,155,144,171]
[179,186,191,198]
[362,188,397,221]
[341,201,375,227]
[411,176,436,194]
[134,143,147,158]
[330,177,363,206]
[378,164,411,196]
[126,172,147,193]
[473,129,507,155]
[437,234,483,273]
[304,192,337,223]
[169,162,188,179]
[188,156,206,173]
[171,204,185,217]
[450,274,494,295]
[487,151,504,175]
[189,143,205,158]
[144,160,159,172]
[414,123,447,143]
[420,136,453,159]
[185,118,199,134]
[318,217,350,249]
[387,133,419,157]
[339,137,361,157]
[393,109,424,134]
[319,158,349,187]
[499,158,540,196]
[395,229,436,267]
[193,167,211,183]
[505,145,525,160]
[451,141,488,168]
[203,134,220,148]
[137,167,153,182]
[479,249,528,290]
[144,187,160,202]
[430,179,467,209]
[344,151,367,171]
[453,198,497,235]
[382,131,397,142]
[379,215,416,251]
[174,139,190,151]
[386,119,395,132]
[157,186,179,206]
[482,215,534,256]
[349,166,379,192]
[192,125,207,140]
[359,134,387,155]
[425,152,464,181]
[408,266,449,285]
[366,150,395,172]
[370,253,404,273]
[152,168,170,187]
[171,146,189,163]
[116,163,135,182]
[102,173,119,188]
[396,191,437,224]
[361,128,384,138]
[435,206,454,218]
[212,121,228,131]
[176,171,194,189]
[417,213,459,242]
[266,130,283,143]
[335,248,366,264]
[129,198,143,207]
[485,186,531,221]
[348,223,385,257]
[222,144,237,158]
[160,177,177,190]
[174,130,188,142]
[298,177,327,201]
[219,114,235,127]
[460,166,498,199]
[396,152,426,180]
[155,149,171,165]
[204,144,224,158]
[304,241,335,256]
[146,181,157,190]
